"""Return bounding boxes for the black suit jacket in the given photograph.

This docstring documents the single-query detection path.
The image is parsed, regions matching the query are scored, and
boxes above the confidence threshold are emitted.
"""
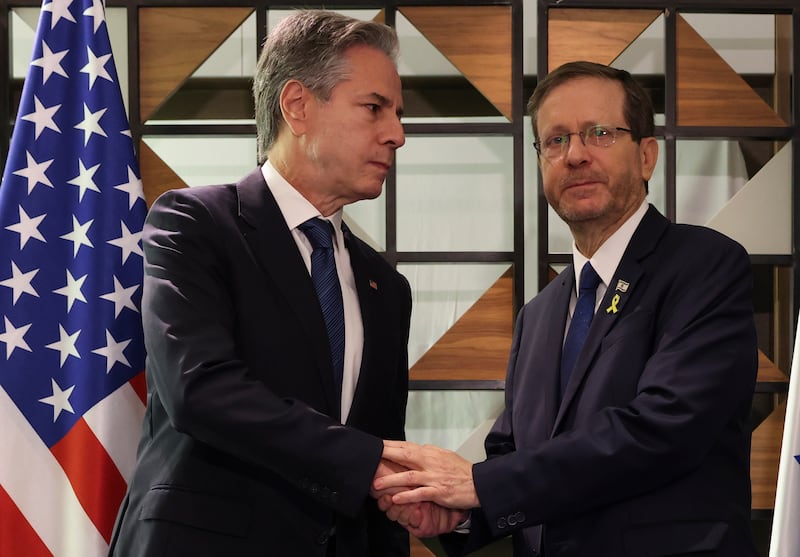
[109,168,412,556]
[448,206,758,557]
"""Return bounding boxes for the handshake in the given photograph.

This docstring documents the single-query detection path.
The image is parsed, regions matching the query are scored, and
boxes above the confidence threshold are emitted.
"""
[369,440,479,538]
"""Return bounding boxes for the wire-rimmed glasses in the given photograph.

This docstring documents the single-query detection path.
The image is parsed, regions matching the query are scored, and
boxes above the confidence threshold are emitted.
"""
[534,125,632,160]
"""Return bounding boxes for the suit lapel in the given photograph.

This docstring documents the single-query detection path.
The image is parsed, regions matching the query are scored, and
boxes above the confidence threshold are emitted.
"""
[340,224,379,423]
[553,206,669,432]
[235,169,339,410]
[536,269,574,435]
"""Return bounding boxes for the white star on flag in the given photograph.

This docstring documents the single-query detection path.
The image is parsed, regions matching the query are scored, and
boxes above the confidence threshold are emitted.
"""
[31,41,70,84]
[114,166,146,209]
[5,206,47,249]
[108,221,143,264]
[38,378,76,422]
[74,103,108,145]
[92,330,131,373]
[67,159,102,200]
[21,95,62,139]
[45,324,82,367]
[0,316,34,359]
[53,269,88,312]
[42,0,77,29]
[60,215,94,256]
[13,150,55,193]
[82,0,105,33]
[99,276,139,317]
[81,46,113,89]
[0,262,40,304]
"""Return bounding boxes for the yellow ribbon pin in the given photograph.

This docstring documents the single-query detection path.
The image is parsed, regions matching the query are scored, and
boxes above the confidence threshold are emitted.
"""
[606,294,620,314]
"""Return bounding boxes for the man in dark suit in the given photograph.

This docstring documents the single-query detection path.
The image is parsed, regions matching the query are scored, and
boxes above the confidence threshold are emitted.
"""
[374,61,759,556]
[109,10,411,556]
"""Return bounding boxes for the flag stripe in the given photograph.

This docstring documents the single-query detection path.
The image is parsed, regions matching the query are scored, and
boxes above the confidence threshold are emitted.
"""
[51,418,127,542]
[129,368,147,405]
[0,485,52,557]
[0,386,107,556]
[84,378,146,481]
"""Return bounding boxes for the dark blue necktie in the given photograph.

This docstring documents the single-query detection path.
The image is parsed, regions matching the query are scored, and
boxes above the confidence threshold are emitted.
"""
[299,218,345,393]
[560,262,601,398]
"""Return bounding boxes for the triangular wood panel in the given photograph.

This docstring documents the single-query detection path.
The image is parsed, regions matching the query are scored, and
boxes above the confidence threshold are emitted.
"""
[410,267,513,381]
[548,9,661,72]
[758,349,789,383]
[139,7,253,122]
[677,15,787,127]
[400,6,512,120]
[138,140,188,207]
[751,400,785,510]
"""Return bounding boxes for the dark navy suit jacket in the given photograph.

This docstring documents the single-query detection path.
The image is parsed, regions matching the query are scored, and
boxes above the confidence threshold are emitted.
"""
[109,168,411,556]
[450,206,758,557]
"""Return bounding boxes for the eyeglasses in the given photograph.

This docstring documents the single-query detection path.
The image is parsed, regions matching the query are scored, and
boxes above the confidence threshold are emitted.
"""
[534,125,632,160]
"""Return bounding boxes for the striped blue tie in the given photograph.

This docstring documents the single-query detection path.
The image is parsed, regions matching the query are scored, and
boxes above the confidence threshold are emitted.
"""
[299,218,345,395]
[560,262,601,399]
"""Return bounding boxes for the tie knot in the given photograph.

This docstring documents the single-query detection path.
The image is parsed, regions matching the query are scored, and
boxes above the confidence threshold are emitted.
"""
[299,218,335,250]
[578,262,601,293]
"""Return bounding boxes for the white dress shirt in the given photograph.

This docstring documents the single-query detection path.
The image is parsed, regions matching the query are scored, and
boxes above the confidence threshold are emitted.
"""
[566,200,649,330]
[261,162,364,422]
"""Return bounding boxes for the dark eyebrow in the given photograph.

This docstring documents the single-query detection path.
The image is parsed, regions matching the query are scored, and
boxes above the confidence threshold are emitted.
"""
[367,92,404,118]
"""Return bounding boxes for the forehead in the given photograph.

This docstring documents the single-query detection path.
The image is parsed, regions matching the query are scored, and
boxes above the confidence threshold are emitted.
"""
[335,45,402,98]
[537,76,625,132]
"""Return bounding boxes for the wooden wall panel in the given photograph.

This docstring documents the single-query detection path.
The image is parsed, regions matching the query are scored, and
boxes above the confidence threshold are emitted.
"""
[676,15,786,127]
[548,9,661,72]
[400,6,512,120]
[138,141,187,207]
[139,7,253,122]
[410,267,513,382]
[751,401,785,510]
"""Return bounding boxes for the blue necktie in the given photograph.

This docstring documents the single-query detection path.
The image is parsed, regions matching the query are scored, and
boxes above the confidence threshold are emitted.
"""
[560,262,601,398]
[299,218,345,394]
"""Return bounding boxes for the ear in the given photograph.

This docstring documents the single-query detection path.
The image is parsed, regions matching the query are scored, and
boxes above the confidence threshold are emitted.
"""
[279,79,309,137]
[639,136,659,182]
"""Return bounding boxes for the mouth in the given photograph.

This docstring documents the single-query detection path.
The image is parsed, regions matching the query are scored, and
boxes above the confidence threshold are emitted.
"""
[370,161,392,172]
[563,176,603,190]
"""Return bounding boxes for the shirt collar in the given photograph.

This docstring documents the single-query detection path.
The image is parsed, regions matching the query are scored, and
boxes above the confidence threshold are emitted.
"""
[571,200,648,290]
[261,160,343,233]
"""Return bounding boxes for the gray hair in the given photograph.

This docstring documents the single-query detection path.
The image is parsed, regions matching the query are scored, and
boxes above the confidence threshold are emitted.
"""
[253,10,400,163]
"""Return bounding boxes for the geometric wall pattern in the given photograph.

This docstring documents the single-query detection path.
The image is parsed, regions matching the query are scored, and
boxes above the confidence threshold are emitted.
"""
[676,15,787,127]
[707,142,792,256]
[400,6,512,120]
[547,8,661,71]
[139,7,253,121]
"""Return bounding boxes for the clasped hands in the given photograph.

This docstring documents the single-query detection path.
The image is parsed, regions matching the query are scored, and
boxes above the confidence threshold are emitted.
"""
[370,439,479,538]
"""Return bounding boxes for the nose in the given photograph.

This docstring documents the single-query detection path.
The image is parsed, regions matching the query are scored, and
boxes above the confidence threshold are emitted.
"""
[384,115,405,149]
[563,132,591,166]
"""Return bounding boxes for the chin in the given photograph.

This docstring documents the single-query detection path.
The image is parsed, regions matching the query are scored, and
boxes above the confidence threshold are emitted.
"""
[557,203,606,223]
[359,182,385,200]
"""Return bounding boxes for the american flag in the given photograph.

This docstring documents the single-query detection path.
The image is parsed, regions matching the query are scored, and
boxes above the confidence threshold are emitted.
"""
[0,0,146,554]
